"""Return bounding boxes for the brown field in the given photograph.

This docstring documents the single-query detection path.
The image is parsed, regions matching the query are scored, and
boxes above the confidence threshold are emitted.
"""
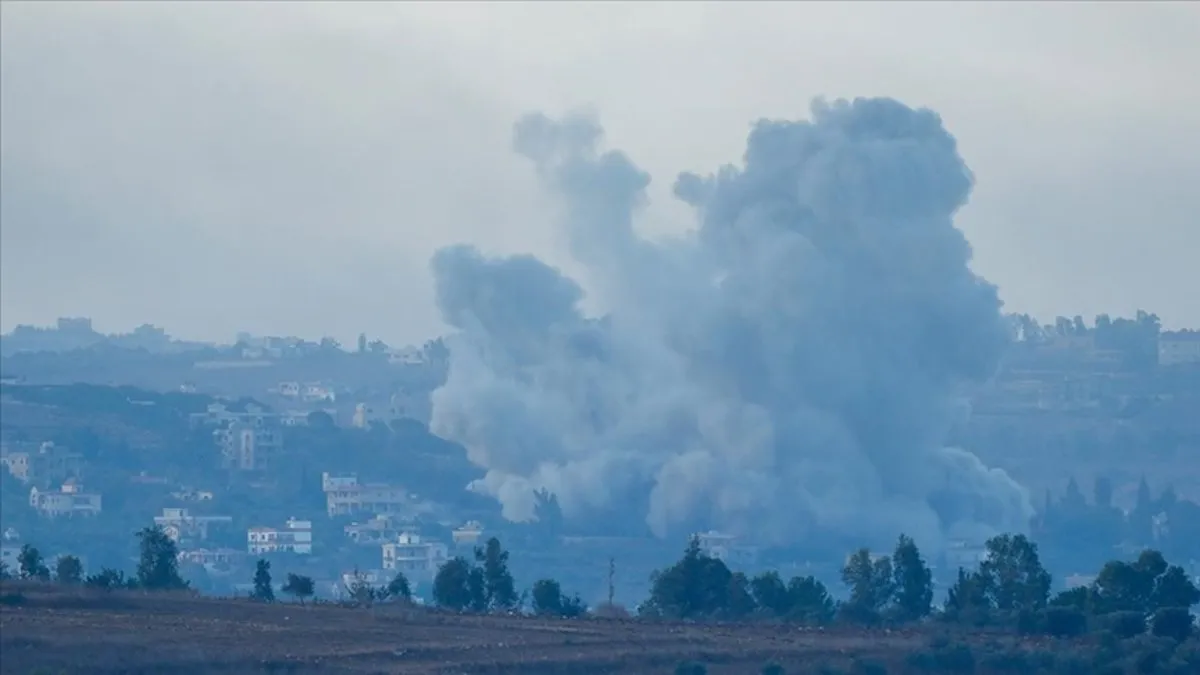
[0,582,1046,674]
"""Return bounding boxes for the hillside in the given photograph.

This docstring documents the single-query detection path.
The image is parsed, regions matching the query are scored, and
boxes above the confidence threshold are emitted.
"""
[0,582,1047,675]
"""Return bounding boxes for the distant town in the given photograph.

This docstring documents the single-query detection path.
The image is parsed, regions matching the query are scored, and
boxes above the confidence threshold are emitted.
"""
[1,312,1198,605]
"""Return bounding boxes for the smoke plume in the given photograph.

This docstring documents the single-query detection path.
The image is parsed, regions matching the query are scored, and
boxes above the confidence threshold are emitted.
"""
[429,97,1033,548]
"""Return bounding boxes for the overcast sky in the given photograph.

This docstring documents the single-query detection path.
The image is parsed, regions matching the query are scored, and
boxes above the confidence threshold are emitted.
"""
[2,1,1198,345]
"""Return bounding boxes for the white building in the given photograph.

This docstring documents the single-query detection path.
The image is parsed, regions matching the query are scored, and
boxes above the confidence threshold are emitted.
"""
[1159,331,1200,366]
[322,472,409,518]
[344,514,415,546]
[29,480,102,518]
[153,508,232,544]
[381,532,448,580]
[178,547,245,568]
[451,521,485,549]
[247,518,313,555]
[217,418,283,471]
[0,545,20,572]
[695,530,759,567]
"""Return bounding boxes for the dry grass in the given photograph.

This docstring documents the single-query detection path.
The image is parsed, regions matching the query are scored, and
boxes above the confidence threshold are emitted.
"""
[0,581,1030,674]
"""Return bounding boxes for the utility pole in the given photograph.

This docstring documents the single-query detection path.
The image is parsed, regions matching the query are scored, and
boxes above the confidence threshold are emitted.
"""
[607,557,615,607]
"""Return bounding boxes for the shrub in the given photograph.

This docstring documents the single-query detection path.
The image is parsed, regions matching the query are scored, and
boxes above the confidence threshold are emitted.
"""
[675,661,706,675]
[761,663,785,675]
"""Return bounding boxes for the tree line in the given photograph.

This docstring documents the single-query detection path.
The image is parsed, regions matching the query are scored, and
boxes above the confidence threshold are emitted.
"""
[4,527,1197,637]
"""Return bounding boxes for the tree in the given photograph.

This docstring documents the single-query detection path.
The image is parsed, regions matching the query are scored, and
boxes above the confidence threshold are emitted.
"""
[976,534,1051,613]
[727,572,758,619]
[1152,564,1200,610]
[55,555,84,585]
[891,535,933,622]
[136,526,188,590]
[468,566,489,613]
[644,537,737,620]
[85,568,135,590]
[306,410,336,430]
[532,489,564,541]
[282,573,314,605]
[786,575,836,625]
[750,571,791,617]
[17,544,50,581]
[433,557,474,612]
[531,578,586,618]
[386,571,412,602]
[357,333,368,353]
[840,548,895,624]
[252,559,274,602]
[1151,607,1195,642]
[943,567,991,622]
[475,537,518,612]
[1090,549,1194,615]
[0,560,9,580]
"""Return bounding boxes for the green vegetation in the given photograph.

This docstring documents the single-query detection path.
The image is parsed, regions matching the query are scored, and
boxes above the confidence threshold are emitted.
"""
[5,526,1198,674]
[252,559,274,602]
[53,555,83,585]
[433,536,522,613]
[282,573,314,604]
[135,526,188,591]
[18,544,51,581]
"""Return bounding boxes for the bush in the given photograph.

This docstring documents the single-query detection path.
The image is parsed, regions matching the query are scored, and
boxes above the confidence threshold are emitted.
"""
[761,663,785,675]
[675,661,706,675]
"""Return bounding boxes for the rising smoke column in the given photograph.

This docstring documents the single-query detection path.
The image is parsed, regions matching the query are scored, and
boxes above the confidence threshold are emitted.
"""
[429,97,1033,548]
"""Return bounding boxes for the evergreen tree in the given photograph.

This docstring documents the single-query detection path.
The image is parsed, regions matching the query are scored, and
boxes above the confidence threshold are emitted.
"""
[433,557,474,612]
[136,526,188,590]
[531,578,587,618]
[644,537,737,619]
[750,571,791,616]
[475,537,518,612]
[17,544,50,581]
[55,555,84,585]
[943,567,991,621]
[252,559,274,602]
[840,548,895,624]
[891,535,933,622]
[786,575,835,625]
[386,571,412,602]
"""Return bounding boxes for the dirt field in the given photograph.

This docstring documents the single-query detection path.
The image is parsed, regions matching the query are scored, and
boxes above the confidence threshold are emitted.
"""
[0,582,1024,674]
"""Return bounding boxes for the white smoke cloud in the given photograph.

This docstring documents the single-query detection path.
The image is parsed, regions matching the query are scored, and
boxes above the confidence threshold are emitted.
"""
[429,96,1034,548]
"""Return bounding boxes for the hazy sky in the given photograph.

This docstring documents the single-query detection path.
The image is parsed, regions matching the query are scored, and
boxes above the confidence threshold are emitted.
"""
[2,1,1198,345]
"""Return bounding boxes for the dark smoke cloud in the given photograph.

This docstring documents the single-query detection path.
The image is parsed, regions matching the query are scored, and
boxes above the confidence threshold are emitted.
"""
[429,97,1033,548]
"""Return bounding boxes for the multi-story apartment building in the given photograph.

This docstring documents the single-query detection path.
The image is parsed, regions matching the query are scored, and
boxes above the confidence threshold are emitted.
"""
[321,472,409,518]
[247,518,313,556]
[1,441,84,485]
[28,480,102,518]
[344,514,414,546]
[153,508,233,545]
[381,532,448,580]
[451,521,485,549]
[217,418,282,472]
